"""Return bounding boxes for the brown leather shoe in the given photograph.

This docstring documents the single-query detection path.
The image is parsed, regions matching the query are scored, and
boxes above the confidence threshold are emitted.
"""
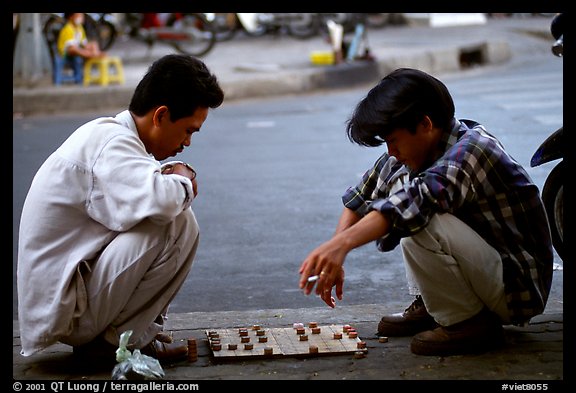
[140,338,188,363]
[377,295,438,336]
[410,308,505,356]
[155,331,174,343]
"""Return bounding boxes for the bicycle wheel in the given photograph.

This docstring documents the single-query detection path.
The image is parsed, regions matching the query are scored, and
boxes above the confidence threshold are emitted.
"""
[95,19,117,51]
[42,14,66,59]
[84,14,117,51]
[169,13,216,57]
[211,13,238,42]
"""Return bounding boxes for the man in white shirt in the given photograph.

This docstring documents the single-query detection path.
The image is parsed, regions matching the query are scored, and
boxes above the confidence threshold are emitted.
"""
[17,54,224,364]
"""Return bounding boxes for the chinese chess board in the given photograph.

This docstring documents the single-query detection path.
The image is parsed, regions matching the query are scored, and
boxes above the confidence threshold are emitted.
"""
[205,323,367,360]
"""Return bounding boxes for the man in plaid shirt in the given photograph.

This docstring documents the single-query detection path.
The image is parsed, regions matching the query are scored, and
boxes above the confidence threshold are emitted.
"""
[299,68,553,356]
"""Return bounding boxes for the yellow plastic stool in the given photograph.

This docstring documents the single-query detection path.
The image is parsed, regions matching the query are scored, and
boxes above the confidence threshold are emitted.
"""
[83,56,125,86]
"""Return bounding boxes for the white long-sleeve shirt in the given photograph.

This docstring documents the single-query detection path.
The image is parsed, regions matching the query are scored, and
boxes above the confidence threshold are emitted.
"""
[17,110,194,356]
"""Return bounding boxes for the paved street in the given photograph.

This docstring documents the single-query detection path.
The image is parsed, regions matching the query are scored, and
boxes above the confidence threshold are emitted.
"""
[12,14,566,384]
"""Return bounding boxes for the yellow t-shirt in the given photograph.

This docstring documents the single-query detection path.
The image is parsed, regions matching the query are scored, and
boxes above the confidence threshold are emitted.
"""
[57,21,88,57]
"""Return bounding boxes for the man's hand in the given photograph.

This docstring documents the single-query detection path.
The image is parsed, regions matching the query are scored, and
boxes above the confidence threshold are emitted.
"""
[298,237,347,308]
[316,269,345,308]
[298,209,391,308]
[162,162,198,197]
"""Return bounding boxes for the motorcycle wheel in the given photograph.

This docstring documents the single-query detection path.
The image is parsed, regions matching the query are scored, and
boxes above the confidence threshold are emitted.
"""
[365,13,392,28]
[237,12,267,37]
[287,14,320,39]
[169,13,216,57]
[242,24,268,37]
[542,161,564,262]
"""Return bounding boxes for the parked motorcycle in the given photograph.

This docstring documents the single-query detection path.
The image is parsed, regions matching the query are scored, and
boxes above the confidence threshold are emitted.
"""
[250,13,393,40]
[204,13,267,41]
[530,13,563,261]
[252,13,319,39]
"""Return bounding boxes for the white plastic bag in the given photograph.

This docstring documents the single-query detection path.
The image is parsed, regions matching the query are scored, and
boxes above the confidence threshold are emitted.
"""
[111,330,165,380]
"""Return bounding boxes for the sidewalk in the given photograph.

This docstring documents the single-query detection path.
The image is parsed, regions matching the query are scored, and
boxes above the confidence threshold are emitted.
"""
[13,305,563,382]
[12,15,566,385]
[13,16,551,117]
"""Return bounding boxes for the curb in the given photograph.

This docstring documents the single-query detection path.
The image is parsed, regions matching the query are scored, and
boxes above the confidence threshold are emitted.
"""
[12,41,511,116]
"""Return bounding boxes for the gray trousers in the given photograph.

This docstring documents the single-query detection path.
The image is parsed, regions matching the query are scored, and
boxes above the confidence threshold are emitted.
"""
[60,209,199,349]
[401,212,511,326]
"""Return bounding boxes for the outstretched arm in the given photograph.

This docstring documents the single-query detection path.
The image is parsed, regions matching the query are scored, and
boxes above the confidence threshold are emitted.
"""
[334,206,362,234]
[298,209,390,307]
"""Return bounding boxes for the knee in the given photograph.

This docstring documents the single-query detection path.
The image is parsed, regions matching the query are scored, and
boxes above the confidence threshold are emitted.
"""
[400,234,439,266]
[175,209,199,242]
[181,209,198,230]
[400,235,416,249]
[400,214,453,261]
[131,210,199,248]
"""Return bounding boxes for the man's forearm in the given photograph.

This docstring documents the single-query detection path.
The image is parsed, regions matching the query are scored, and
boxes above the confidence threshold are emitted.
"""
[334,207,362,235]
[333,209,390,252]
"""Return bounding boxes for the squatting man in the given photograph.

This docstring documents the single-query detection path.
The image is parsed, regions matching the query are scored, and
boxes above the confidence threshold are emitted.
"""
[298,68,553,357]
[17,54,224,363]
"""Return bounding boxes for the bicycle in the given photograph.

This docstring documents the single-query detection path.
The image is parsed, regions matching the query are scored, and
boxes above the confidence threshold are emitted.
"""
[122,13,216,57]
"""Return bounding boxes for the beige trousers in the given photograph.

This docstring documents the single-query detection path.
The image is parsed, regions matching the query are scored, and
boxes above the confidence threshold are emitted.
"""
[401,212,511,326]
[60,209,199,349]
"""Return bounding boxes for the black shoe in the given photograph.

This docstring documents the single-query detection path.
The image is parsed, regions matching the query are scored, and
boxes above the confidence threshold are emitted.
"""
[73,332,184,365]
[73,335,118,364]
[410,307,505,356]
[377,295,438,337]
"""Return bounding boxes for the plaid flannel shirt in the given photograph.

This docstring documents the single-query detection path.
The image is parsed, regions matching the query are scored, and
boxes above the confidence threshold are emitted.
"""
[342,118,554,325]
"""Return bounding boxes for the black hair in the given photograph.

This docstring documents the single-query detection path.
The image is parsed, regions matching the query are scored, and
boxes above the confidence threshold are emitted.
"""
[129,54,224,121]
[345,68,455,147]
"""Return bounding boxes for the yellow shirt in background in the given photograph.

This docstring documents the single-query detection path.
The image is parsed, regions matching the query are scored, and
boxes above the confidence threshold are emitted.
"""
[57,21,88,57]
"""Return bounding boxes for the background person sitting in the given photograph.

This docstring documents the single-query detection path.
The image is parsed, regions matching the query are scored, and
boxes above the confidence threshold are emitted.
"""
[57,13,106,61]
[54,13,106,84]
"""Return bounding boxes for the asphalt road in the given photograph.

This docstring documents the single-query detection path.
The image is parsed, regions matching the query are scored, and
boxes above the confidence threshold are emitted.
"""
[12,50,563,321]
